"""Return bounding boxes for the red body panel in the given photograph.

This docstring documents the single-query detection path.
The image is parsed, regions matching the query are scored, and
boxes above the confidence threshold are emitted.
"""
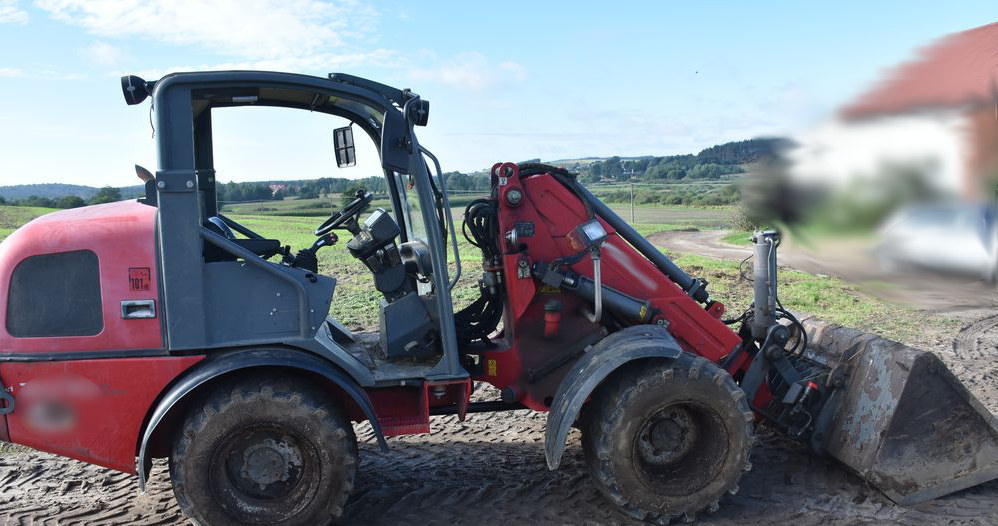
[0,201,183,472]
[475,165,742,410]
[2,356,203,472]
[0,200,163,353]
[367,380,472,436]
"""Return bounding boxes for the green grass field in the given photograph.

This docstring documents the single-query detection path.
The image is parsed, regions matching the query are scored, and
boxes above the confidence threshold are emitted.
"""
[720,230,754,245]
[222,196,735,228]
[0,206,56,241]
[0,201,943,342]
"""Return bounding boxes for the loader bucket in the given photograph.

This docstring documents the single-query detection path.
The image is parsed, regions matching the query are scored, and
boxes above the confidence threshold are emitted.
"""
[801,317,998,504]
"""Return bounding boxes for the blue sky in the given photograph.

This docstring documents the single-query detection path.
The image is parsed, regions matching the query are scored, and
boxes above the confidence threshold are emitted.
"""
[0,1,994,187]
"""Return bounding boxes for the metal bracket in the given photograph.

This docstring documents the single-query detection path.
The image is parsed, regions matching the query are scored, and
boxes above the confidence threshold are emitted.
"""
[154,169,198,193]
[0,385,13,415]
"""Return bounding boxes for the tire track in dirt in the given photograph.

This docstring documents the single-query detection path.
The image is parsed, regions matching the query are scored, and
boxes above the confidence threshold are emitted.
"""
[5,404,998,525]
[953,314,998,359]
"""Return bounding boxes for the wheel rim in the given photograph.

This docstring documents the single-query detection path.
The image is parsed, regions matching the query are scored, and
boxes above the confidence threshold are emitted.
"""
[210,423,321,523]
[632,401,728,496]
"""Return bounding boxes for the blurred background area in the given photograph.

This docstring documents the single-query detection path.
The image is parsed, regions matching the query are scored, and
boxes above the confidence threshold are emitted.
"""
[741,20,998,305]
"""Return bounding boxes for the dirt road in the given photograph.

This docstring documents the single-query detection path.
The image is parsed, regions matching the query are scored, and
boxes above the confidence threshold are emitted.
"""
[3,231,998,525]
[647,229,997,313]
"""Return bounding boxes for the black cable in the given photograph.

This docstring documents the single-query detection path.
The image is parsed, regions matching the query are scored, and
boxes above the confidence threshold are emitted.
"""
[738,254,754,282]
[455,197,504,345]
[776,301,808,356]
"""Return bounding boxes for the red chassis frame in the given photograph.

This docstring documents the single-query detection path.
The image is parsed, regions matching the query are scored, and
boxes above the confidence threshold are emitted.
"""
[473,163,743,411]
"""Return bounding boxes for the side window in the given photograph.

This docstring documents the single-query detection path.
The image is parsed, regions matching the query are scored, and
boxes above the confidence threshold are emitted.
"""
[6,250,103,337]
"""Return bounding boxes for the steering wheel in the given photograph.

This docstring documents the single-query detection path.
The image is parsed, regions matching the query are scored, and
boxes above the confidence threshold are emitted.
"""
[315,189,374,236]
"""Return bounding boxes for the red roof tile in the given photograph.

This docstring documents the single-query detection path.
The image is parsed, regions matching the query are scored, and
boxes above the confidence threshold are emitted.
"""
[842,21,998,119]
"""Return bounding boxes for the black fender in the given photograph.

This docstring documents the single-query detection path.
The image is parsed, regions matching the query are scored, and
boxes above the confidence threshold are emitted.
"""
[137,348,387,490]
[544,325,682,470]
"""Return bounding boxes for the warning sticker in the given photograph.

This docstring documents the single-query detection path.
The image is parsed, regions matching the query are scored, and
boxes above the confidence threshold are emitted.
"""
[487,359,497,377]
[128,267,151,291]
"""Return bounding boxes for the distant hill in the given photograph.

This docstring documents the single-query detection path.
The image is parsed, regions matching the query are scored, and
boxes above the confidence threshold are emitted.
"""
[0,183,101,201]
[543,138,791,181]
[549,156,654,168]
[0,137,790,205]
[0,183,145,201]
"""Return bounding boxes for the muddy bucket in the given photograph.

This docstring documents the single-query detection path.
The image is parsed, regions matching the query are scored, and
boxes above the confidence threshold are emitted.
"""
[801,317,998,504]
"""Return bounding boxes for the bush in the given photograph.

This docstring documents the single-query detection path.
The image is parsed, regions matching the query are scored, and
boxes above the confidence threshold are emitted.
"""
[57,196,86,209]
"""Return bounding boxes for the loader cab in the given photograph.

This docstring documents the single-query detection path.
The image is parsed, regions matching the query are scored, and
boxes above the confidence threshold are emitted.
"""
[134,71,465,382]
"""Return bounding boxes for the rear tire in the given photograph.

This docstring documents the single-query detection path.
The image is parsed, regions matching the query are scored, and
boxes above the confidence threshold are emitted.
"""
[581,353,754,524]
[170,373,358,526]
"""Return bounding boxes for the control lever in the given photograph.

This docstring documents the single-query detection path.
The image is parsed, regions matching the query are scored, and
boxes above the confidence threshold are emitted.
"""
[290,233,338,273]
[311,232,338,251]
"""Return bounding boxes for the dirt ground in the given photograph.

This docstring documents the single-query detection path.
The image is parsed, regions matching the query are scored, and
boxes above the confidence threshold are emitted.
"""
[3,231,998,525]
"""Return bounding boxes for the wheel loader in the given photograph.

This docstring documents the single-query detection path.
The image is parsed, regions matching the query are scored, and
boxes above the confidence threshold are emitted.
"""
[1,70,997,525]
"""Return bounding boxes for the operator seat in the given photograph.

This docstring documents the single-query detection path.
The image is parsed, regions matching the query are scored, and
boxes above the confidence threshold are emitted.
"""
[202,216,283,262]
[205,216,235,239]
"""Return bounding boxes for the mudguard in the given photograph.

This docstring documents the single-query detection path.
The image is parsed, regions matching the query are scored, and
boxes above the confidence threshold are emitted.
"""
[544,325,683,470]
[136,348,387,490]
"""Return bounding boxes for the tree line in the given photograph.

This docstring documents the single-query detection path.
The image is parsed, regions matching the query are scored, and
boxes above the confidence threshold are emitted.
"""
[570,138,789,183]
[0,138,785,210]
[216,177,390,202]
[0,186,128,209]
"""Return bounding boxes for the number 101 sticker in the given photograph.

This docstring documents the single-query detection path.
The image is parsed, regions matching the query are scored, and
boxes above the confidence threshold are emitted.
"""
[129,267,151,291]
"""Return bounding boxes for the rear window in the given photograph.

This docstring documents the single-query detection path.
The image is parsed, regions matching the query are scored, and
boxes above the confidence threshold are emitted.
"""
[6,250,103,337]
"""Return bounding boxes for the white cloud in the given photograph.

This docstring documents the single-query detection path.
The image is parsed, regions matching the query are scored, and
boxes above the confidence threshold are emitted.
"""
[82,40,130,65]
[0,67,84,80]
[128,48,399,83]
[35,0,391,69]
[410,52,527,91]
[0,0,28,24]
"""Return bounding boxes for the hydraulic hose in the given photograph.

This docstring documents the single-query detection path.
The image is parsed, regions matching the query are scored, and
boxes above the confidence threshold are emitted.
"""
[573,183,708,303]
[515,162,708,304]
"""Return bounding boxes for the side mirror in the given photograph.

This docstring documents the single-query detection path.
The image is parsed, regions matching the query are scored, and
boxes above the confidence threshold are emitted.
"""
[334,126,356,168]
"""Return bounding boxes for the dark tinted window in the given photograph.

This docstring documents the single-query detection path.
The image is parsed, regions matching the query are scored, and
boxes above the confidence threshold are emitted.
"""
[7,250,103,337]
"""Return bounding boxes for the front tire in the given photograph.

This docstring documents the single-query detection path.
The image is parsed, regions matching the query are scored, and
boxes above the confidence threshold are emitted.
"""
[170,373,358,526]
[581,353,754,523]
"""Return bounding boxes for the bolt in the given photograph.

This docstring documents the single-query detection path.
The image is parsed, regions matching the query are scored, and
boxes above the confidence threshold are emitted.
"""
[157,181,165,189]
[276,292,281,297]
[506,188,523,206]
[186,180,194,188]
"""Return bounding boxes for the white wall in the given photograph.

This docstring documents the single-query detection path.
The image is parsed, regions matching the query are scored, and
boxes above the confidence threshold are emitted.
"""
[786,110,969,196]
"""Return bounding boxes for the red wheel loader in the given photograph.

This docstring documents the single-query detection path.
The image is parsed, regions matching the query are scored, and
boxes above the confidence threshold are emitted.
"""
[1,70,997,524]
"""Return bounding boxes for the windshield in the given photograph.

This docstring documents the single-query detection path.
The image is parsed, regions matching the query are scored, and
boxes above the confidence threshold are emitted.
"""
[394,171,429,244]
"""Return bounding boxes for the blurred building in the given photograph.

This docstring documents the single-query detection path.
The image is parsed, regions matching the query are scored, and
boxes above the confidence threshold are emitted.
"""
[791,21,998,201]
